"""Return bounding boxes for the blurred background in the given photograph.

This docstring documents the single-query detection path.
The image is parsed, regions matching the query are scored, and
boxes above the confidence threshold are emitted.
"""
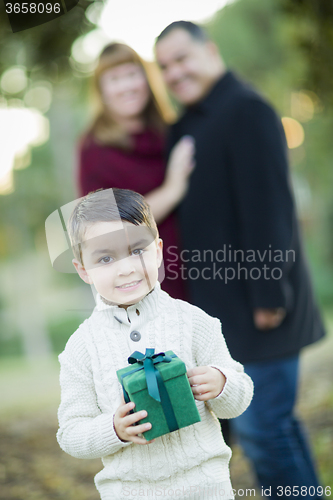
[0,0,332,498]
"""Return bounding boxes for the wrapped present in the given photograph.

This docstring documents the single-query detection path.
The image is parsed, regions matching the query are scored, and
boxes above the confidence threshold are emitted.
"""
[116,348,201,440]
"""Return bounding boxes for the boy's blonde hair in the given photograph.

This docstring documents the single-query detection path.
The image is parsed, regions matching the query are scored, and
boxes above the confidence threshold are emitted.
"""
[67,188,158,265]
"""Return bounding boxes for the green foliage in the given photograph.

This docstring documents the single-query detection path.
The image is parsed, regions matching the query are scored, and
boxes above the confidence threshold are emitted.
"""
[0,334,24,357]
[279,0,333,107]
[206,0,305,110]
[48,315,85,354]
[0,0,96,78]
[304,239,333,307]
[0,1,95,259]
[207,0,333,108]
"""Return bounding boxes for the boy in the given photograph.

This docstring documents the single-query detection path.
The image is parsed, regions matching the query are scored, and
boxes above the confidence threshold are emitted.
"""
[56,188,253,499]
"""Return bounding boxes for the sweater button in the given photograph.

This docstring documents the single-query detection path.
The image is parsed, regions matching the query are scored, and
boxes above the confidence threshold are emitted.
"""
[130,330,141,342]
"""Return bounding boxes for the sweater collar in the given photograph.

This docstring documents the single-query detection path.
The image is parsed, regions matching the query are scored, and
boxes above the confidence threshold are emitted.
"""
[94,281,162,325]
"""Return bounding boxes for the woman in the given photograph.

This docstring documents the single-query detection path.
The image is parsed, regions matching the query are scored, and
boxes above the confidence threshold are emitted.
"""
[77,43,194,300]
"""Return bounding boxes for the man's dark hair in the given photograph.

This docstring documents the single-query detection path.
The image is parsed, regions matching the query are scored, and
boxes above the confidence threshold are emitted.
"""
[156,21,209,45]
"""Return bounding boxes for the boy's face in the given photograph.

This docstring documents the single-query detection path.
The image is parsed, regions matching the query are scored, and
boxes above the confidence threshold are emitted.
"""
[73,221,163,308]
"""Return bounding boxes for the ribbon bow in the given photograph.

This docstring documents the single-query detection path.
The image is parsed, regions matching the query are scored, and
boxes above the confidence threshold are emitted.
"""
[128,348,172,402]
[120,348,179,434]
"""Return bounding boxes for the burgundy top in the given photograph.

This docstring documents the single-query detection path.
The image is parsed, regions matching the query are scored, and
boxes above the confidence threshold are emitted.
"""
[77,128,189,301]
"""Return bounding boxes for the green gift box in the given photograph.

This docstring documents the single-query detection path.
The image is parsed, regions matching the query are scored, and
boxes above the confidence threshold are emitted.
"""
[116,348,201,440]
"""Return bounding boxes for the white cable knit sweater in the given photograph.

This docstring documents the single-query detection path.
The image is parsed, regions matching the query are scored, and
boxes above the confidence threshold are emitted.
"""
[57,282,253,500]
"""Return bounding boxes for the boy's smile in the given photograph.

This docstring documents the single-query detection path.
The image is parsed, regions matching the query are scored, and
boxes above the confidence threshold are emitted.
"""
[116,279,143,290]
[72,220,163,308]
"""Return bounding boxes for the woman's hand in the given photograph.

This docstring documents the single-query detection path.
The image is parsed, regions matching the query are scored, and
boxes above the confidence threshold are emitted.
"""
[113,396,155,445]
[144,135,195,224]
[187,366,226,401]
[164,135,195,196]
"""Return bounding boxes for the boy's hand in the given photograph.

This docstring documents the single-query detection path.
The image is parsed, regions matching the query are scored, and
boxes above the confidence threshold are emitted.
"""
[187,366,226,401]
[114,396,154,445]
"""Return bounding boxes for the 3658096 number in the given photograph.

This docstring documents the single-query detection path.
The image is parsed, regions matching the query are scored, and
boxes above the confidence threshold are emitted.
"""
[276,486,331,497]
[5,3,61,14]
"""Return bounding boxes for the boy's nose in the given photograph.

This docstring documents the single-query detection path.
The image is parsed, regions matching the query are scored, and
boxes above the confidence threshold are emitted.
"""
[117,256,136,276]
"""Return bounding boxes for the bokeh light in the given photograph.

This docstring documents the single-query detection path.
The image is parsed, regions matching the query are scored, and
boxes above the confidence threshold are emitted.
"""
[0,170,14,195]
[72,29,111,64]
[85,1,104,25]
[0,66,28,95]
[291,91,315,123]
[71,28,111,74]
[0,104,50,195]
[281,117,305,149]
[24,82,53,114]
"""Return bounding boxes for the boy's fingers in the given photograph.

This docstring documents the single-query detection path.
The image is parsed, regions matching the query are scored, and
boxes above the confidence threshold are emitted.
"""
[123,410,148,427]
[191,383,210,395]
[126,422,152,436]
[194,392,212,401]
[188,374,207,386]
[130,437,147,445]
[130,436,155,445]
[117,402,135,418]
[187,366,207,378]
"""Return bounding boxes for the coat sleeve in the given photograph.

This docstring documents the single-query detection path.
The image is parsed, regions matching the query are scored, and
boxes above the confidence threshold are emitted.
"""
[227,95,297,311]
[56,331,131,459]
[192,309,254,419]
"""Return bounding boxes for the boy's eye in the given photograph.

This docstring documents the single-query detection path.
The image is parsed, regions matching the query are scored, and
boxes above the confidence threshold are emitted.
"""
[99,256,113,264]
[132,248,144,256]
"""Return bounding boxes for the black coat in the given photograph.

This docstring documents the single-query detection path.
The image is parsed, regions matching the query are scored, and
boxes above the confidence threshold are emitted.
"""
[168,71,325,364]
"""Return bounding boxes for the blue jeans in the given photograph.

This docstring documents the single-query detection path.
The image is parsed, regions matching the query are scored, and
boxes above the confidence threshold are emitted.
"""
[230,355,323,500]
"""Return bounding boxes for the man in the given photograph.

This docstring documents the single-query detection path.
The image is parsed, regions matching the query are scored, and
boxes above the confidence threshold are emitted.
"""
[155,21,325,499]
